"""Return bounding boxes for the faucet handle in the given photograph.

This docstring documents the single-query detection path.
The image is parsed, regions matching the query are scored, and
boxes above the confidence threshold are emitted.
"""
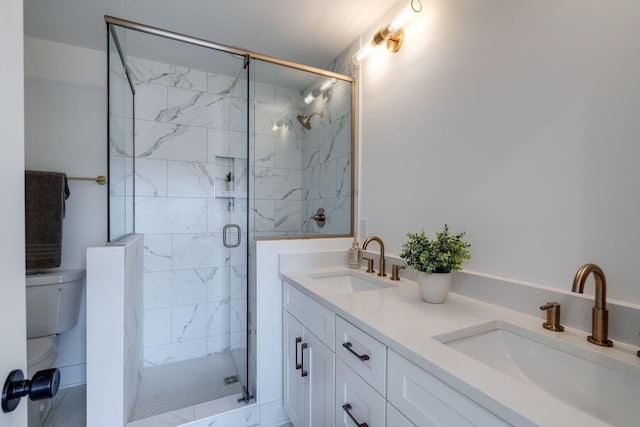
[363,257,375,274]
[390,264,402,281]
[540,302,564,332]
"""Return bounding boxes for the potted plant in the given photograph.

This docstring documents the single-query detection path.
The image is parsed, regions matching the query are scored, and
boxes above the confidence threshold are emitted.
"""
[225,172,233,191]
[399,224,471,303]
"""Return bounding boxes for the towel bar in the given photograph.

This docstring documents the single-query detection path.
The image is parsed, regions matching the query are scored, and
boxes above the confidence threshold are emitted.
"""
[67,175,107,185]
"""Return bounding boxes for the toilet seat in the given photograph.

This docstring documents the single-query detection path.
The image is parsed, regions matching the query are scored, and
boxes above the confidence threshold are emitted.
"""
[27,335,58,375]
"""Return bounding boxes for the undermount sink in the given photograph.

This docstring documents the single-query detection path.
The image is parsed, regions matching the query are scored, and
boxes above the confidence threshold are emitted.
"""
[435,321,640,426]
[304,270,395,295]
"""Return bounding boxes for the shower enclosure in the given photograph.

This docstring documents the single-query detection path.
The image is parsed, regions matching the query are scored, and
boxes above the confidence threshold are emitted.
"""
[106,15,354,425]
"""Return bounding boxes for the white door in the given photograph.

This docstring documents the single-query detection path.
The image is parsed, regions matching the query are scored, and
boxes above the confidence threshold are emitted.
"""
[0,0,28,425]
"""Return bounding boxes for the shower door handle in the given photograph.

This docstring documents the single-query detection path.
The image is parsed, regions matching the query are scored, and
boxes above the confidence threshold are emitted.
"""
[223,224,241,248]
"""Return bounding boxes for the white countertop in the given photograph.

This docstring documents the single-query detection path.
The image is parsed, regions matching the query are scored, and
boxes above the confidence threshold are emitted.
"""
[280,264,640,427]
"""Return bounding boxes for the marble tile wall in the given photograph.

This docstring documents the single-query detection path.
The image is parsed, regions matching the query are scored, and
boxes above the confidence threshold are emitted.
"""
[299,76,353,236]
[127,56,250,367]
[251,81,304,237]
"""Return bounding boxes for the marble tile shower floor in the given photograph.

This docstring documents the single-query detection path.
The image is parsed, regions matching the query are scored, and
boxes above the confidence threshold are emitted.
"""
[131,352,243,421]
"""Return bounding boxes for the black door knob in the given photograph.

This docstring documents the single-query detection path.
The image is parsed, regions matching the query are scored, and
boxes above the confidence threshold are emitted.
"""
[2,368,60,413]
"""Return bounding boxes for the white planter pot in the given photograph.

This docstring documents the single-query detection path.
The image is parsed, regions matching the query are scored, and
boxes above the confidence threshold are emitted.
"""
[226,181,233,192]
[417,272,452,304]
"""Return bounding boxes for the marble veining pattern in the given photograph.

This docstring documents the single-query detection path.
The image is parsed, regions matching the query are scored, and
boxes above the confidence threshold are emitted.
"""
[167,162,215,198]
[135,82,168,122]
[144,269,208,310]
[253,167,302,201]
[208,70,247,99]
[135,158,168,197]
[172,301,230,342]
[135,120,207,162]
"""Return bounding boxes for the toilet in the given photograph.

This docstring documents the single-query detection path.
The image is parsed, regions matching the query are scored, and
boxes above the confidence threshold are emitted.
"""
[25,269,85,427]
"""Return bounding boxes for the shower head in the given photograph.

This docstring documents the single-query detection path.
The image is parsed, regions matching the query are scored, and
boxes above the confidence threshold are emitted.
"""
[296,111,324,130]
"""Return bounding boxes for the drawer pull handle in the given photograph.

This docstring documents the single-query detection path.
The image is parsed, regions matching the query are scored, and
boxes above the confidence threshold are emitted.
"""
[295,337,302,370]
[301,343,308,377]
[342,403,368,427]
[342,342,370,361]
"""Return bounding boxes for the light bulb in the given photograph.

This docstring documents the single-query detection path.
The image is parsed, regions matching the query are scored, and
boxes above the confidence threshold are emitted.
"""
[388,3,416,33]
[302,91,315,106]
[319,78,336,91]
[352,41,375,65]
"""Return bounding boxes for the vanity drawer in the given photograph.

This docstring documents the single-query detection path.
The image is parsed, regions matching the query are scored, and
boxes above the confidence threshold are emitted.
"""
[335,315,386,396]
[335,358,385,427]
[387,350,509,427]
[283,281,335,350]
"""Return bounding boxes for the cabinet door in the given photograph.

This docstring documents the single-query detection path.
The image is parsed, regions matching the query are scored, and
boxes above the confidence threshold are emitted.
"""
[335,358,385,427]
[305,329,335,427]
[283,311,305,427]
[387,402,416,427]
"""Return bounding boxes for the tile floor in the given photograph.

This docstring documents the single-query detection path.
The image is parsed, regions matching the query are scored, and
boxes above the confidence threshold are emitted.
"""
[43,384,86,427]
[132,352,242,420]
[39,383,294,427]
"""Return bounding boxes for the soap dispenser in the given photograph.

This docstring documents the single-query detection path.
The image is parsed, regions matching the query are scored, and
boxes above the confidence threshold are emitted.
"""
[348,234,362,269]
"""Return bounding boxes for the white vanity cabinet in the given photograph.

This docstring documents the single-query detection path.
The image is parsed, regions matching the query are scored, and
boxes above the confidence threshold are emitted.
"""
[282,277,510,427]
[283,285,335,427]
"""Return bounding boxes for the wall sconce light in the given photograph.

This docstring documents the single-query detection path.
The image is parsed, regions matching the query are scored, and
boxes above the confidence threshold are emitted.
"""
[352,0,422,65]
[301,78,337,106]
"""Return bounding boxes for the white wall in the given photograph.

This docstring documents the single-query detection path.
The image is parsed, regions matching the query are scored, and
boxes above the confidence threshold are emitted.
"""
[0,0,27,425]
[359,0,640,303]
[24,37,107,386]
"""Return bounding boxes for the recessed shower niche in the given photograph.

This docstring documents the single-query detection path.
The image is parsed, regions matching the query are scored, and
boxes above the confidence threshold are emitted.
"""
[106,16,355,424]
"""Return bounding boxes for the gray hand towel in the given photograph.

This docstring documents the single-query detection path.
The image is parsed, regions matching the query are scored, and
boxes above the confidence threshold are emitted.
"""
[25,170,70,270]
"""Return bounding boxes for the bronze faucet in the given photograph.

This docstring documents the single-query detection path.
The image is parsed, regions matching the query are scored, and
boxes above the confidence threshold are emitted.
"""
[572,263,613,347]
[362,236,386,277]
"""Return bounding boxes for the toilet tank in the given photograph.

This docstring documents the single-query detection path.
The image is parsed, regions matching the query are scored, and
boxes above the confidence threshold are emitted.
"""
[26,269,85,339]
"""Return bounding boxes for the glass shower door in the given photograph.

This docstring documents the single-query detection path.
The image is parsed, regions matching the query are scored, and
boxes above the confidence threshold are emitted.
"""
[108,23,254,418]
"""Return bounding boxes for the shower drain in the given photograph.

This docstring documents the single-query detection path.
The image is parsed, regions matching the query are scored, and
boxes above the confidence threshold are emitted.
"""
[224,375,239,385]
